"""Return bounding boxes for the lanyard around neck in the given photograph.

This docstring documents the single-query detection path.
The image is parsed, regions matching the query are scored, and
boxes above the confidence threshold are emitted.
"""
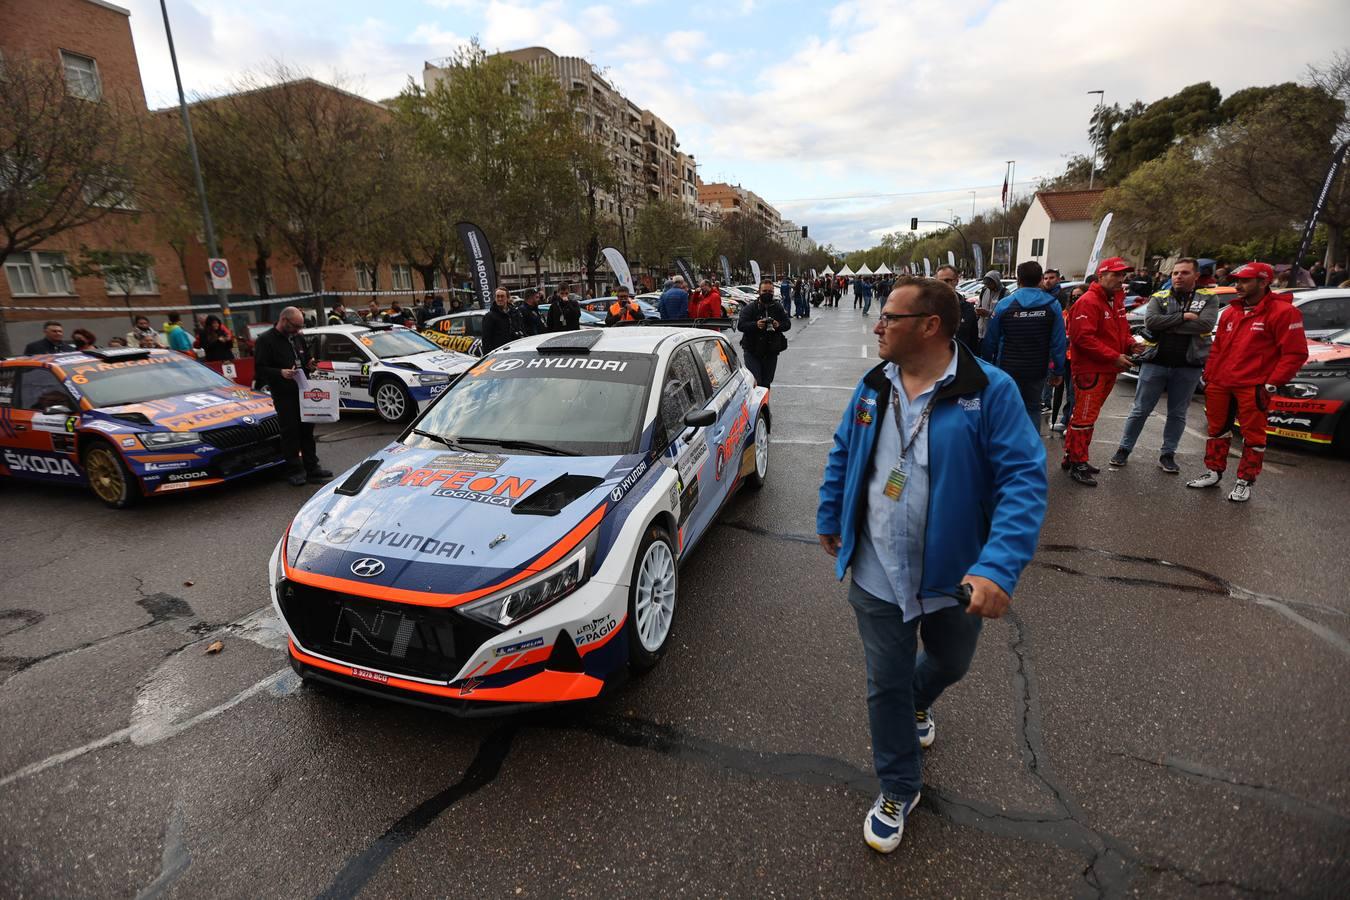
[888,382,940,461]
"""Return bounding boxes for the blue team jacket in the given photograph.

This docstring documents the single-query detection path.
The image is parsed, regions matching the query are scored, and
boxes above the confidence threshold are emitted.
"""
[816,344,1048,600]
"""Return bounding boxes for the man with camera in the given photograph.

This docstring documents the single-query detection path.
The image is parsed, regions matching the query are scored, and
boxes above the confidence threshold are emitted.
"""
[605,285,646,325]
[737,279,791,388]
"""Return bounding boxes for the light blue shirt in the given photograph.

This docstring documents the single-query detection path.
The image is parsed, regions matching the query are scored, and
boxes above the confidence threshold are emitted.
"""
[852,346,960,621]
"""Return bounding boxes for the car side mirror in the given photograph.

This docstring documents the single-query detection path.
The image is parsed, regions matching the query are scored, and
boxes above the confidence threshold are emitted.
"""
[44,405,72,415]
[684,408,716,428]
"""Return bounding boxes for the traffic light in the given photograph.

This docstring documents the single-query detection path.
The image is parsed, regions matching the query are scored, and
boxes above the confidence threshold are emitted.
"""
[801,226,808,238]
[910,217,919,230]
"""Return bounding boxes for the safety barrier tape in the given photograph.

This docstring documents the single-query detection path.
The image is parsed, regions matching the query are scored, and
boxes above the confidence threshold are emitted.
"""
[2,286,479,314]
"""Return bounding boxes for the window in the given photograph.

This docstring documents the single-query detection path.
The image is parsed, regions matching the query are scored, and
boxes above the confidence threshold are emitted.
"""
[4,259,38,295]
[4,251,73,296]
[16,368,74,411]
[319,335,363,363]
[248,269,276,295]
[1030,238,1045,257]
[296,267,313,293]
[355,264,375,292]
[694,338,736,394]
[60,51,101,101]
[391,264,413,291]
[1297,297,1350,332]
[104,255,157,295]
[659,346,708,442]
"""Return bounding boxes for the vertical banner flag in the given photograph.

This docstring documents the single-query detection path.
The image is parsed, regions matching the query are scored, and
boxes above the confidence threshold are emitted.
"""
[947,250,956,268]
[456,221,497,309]
[1085,213,1113,277]
[602,247,634,293]
[719,255,732,285]
[1293,141,1350,281]
[750,259,761,286]
[923,258,932,277]
[973,243,985,274]
[674,257,696,286]
[1001,164,1010,209]
[810,268,817,279]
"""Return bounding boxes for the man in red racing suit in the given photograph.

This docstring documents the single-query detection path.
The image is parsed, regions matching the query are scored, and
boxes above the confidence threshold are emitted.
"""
[1186,262,1308,503]
[1063,257,1135,486]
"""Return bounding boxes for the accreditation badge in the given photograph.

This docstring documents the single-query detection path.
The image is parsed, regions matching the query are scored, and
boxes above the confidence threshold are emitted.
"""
[882,462,907,501]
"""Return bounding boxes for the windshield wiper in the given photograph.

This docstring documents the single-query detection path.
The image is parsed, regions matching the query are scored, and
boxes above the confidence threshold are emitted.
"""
[453,436,578,456]
[410,429,465,449]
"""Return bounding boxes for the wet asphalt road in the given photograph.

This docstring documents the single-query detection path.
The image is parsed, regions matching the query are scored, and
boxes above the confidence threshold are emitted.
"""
[1,303,1347,899]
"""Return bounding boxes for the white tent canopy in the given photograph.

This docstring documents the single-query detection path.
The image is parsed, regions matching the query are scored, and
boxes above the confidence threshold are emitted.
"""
[855,263,874,276]
[821,266,835,276]
[874,263,892,274]
[838,264,856,276]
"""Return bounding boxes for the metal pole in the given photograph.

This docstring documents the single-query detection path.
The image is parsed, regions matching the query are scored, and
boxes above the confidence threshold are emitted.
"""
[1087,90,1104,190]
[159,0,231,322]
[970,190,976,222]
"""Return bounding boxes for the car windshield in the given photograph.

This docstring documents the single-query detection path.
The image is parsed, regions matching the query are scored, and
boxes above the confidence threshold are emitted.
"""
[414,351,654,455]
[65,355,237,407]
[363,330,441,359]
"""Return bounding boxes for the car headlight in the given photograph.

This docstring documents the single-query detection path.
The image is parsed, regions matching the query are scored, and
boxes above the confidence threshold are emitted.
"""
[1280,383,1319,398]
[417,372,450,385]
[138,431,201,448]
[460,533,596,629]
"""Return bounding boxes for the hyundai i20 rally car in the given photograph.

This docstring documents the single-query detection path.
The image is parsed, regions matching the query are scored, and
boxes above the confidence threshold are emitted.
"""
[301,324,476,422]
[0,348,284,508]
[270,325,770,712]
[1268,326,1350,454]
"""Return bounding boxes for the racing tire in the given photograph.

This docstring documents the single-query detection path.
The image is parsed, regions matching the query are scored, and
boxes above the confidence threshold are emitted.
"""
[626,524,677,672]
[373,379,414,423]
[82,439,141,509]
[746,414,769,490]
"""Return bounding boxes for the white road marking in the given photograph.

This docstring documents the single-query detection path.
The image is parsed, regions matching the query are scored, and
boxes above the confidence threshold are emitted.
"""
[771,384,856,391]
[860,345,867,358]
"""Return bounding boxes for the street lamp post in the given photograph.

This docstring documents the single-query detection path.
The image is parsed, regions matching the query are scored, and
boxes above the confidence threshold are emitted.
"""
[970,190,976,222]
[159,0,231,323]
[1087,89,1105,190]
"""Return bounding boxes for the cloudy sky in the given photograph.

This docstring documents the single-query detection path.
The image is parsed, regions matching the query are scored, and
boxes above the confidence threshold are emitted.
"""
[125,0,1350,250]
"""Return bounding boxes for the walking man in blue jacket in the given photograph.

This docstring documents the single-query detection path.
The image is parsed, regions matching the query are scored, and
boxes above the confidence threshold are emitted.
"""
[817,275,1047,855]
[981,260,1066,428]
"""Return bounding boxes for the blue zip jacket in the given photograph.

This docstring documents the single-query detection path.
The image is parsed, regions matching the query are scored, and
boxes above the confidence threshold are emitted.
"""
[816,343,1047,600]
[981,286,1066,378]
[658,286,689,320]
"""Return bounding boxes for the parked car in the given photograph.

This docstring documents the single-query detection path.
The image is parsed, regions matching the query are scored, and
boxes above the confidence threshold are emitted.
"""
[1269,326,1350,455]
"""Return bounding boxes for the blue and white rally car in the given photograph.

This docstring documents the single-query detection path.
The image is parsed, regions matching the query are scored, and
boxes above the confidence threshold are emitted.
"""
[302,324,476,422]
[270,325,770,712]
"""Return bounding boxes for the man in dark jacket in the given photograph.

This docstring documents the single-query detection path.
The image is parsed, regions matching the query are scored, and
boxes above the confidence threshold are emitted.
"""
[252,307,332,487]
[658,276,690,319]
[737,279,791,388]
[816,275,1045,855]
[1109,258,1218,474]
[481,288,523,353]
[981,260,1066,428]
[519,288,547,336]
[934,266,978,352]
[546,282,583,331]
[24,322,75,355]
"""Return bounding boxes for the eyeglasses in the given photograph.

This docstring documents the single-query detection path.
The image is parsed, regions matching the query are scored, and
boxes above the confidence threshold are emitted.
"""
[877,312,934,325]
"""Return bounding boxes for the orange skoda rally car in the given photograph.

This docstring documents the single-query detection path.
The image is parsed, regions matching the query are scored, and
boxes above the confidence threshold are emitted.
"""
[0,348,284,507]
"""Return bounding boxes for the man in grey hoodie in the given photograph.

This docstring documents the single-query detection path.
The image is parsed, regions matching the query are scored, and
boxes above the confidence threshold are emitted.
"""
[975,270,1006,339]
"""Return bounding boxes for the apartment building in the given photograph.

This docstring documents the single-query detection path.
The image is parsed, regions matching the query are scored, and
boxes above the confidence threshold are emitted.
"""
[697,181,784,234]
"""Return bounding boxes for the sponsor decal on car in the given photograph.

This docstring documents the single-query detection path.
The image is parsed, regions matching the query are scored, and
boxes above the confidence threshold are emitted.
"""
[182,392,230,409]
[141,460,193,471]
[714,403,751,481]
[167,471,210,481]
[674,438,708,483]
[494,637,545,657]
[120,437,138,448]
[368,463,537,506]
[3,450,80,477]
[427,452,505,472]
[327,525,467,559]
[83,419,125,434]
[575,614,617,646]
[156,398,274,431]
[609,459,649,503]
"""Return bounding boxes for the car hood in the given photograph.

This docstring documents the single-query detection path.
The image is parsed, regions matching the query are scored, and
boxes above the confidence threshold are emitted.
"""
[1302,340,1350,367]
[284,445,648,601]
[385,349,476,374]
[100,387,276,432]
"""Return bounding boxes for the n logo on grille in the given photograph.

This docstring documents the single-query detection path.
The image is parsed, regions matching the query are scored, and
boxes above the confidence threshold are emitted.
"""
[333,607,416,658]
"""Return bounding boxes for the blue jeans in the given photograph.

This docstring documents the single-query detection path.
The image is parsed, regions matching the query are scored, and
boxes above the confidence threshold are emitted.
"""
[847,581,983,800]
[1013,377,1047,431]
[1117,362,1204,456]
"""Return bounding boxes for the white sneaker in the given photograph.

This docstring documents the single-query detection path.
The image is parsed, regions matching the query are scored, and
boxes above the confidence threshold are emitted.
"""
[1227,479,1252,502]
[1187,470,1221,489]
[863,792,921,853]
[916,709,935,749]
[1050,422,1066,434]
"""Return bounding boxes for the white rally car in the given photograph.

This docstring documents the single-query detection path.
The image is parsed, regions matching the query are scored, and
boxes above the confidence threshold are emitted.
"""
[270,324,771,712]
[301,324,476,423]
